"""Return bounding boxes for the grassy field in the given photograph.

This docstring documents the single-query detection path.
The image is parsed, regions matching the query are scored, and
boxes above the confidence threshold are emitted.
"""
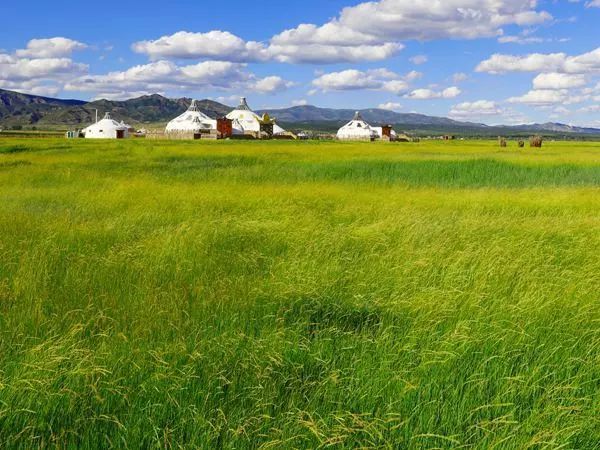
[0,138,599,449]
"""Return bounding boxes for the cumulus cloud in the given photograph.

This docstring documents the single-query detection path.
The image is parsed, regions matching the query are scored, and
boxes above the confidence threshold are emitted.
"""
[16,37,87,58]
[410,55,428,65]
[268,42,403,64]
[507,89,570,105]
[132,1,551,65]
[291,99,309,106]
[532,73,587,89]
[132,31,269,62]
[378,102,402,111]
[476,47,600,74]
[0,55,87,81]
[405,86,461,100]
[586,0,600,7]
[250,76,295,94]
[132,29,402,64]
[449,100,503,118]
[64,60,292,99]
[453,72,469,83]
[273,0,551,46]
[311,68,415,94]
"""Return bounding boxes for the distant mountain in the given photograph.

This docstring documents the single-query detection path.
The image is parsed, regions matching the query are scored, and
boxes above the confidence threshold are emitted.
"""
[0,89,85,126]
[0,90,234,127]
[0,88,598,136]
[256,105,477,127]
[501,122,600,135]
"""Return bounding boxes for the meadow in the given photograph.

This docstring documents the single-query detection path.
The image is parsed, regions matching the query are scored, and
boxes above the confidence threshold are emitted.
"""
[0,138,599,449]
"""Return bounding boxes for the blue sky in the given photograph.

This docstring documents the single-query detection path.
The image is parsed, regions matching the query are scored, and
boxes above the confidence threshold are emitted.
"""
[1,0,599,126]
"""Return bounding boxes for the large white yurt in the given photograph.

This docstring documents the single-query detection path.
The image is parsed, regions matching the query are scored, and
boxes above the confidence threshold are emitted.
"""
[226,97,287,136]
[82,112,129,139]
[337,111,377,141]
[166,100,216,133]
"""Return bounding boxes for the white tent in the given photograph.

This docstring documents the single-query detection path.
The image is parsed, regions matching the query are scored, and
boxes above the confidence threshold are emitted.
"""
[226,97,287,136]
[166,100,216,133]
[82,112,129,139]
[337,112,377,141]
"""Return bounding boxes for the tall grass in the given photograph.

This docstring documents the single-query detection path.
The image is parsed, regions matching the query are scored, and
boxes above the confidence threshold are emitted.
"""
[0,138,599,448]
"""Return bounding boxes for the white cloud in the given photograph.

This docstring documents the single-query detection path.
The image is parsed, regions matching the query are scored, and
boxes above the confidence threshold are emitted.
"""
[16,37,87,58]
[586,0,600,7]
[405,86,461,100]
[311,68,414,93]
[64,60,291,99]
[410,55,428,65]
[0,55,87,81]
[532,73,587,89]
[498,35,545,44]
[132,31,269,62]
[449,100,503,118]
[452,72,468,83]
[268,42,403,64]
[132,29,402,64]
[0,80,62,97]
[378,102,402,111]
[250,76,294,94]
[476,47,600,74]
[133,1,551,65]
[507,89,570,105]
[291,99,309,106]
[273,0,551,46]
[312,69,382,91]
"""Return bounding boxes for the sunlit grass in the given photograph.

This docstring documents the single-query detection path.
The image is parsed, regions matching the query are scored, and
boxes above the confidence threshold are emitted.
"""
[0,138,599,448]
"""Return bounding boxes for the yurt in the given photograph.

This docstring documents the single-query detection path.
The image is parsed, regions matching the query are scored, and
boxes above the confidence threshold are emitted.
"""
[166,100,216,133]
[82,112,129,139]
[226,97,287,137]
[337,112,378,141]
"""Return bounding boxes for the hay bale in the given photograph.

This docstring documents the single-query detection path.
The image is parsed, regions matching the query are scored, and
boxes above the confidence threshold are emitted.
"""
[498,137,507,148]
[518,140,525,148]
[530,136,543,148]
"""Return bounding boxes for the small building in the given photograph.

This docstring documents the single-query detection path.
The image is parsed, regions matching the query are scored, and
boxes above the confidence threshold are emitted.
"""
[82,112,129,139]
[372,125,398,141]
[217,117,233,138]
[337,111,378,141]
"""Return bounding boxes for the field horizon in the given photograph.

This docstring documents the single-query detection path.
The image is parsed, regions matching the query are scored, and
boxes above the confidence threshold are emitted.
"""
[0,138,599,448]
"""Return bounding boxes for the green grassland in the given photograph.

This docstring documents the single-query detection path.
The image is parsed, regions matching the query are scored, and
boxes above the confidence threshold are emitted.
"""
[0,138,599,448]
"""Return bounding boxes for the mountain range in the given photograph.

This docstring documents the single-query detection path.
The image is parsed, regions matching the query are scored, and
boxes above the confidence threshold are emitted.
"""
[1,88,599,136]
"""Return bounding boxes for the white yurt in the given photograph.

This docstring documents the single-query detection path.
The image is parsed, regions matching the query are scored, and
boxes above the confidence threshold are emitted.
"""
[226,97,287,136]
[166,100,216,133]
[337,112,377,141]
[82,112,129,139]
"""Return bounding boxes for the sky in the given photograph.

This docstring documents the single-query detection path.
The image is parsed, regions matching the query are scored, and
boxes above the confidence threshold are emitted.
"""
[1,0,599,126]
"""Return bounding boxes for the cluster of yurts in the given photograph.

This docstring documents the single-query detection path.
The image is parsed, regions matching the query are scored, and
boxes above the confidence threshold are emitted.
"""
[80,97,400,141]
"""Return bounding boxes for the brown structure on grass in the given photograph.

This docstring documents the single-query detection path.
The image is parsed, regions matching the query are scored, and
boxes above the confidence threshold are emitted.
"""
[530,136,543,148]
[518,140,525,148]
[217,117,233,139]
[499,137,507,147]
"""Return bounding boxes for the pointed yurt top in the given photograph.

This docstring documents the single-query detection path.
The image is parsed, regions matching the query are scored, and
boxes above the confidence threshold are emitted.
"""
[236,97,252,111]
[165,99,216,133]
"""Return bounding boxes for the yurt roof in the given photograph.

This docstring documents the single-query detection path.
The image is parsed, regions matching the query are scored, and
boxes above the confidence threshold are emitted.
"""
[166,100,216,131]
